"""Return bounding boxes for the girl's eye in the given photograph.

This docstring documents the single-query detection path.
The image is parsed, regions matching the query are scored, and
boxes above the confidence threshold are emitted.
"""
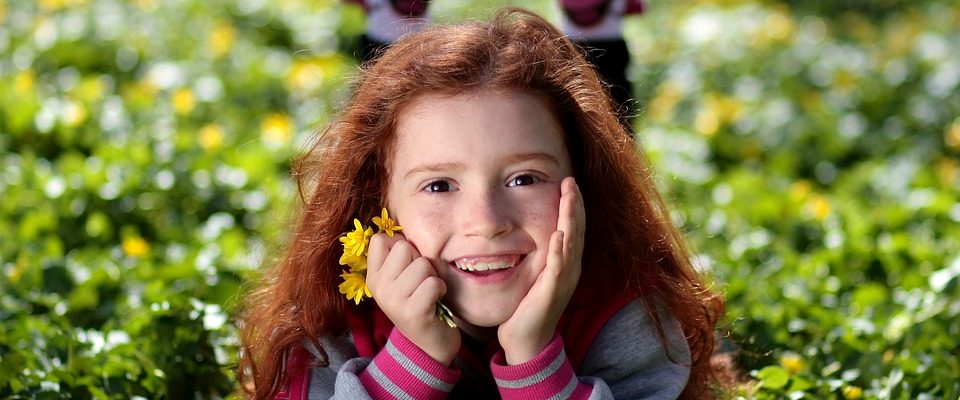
[507,174,540,187]
[424,180,452,193]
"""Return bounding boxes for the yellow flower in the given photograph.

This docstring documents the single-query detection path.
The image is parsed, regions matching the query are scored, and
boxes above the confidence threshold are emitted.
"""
[372,208,402,237]
[780,353,804,374]
[339,219,373,257]
[339,252,367,273]
[842,385,863,400]
[122,236,150,258]
[335,209,453,326]
[339,271,372,305]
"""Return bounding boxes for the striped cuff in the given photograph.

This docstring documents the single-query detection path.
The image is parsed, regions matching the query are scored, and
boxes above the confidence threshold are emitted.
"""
[358,328,460,400]
[490,334,592,400]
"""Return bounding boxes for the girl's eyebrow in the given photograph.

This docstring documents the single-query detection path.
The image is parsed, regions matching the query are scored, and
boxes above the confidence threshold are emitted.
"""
[402,152,560,179]
[403,162,464,179]
[503,152,560,167]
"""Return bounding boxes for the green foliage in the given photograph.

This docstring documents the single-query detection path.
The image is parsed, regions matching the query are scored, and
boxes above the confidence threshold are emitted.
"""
[630,1,960,398]
[0,0,354,397]
[1,0,958,398]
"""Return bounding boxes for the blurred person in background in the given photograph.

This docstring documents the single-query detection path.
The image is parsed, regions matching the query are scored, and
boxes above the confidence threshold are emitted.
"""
[349,0,643,126]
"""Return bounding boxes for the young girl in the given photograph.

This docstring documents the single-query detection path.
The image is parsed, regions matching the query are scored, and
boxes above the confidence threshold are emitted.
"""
[239,8,723,399]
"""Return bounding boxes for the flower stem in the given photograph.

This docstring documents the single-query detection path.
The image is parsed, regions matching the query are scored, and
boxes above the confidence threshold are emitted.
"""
[435,301,457,328]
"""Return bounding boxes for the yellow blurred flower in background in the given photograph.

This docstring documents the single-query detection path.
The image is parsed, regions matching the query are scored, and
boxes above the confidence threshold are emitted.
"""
[935,158,958,187]
[39,0,67,12]
[285,56,345,94]
[14,70,36,96]
[39,0,87,12]
[695,108,719,137]
[122,236,150,258]
[199,123,224,152]
[945,118,960,150]
[124,80,159,108]
[261,113,293,145]
[648,82,683,123]
[208,20,237,58]
[789,180,812,202]
[695,93,743,137]
[61,100,88,127]
[807,194,831,221]
[75,77,107,103]
[779,353,804,374]
[172,88,195,115]
[842,385,863,400]
[833,69,857,91]
[134,0,158,12]
[287,59,325,93]
[765,8,795,42]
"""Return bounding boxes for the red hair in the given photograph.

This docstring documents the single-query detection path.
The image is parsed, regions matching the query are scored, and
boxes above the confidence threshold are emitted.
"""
[239,8,723,399]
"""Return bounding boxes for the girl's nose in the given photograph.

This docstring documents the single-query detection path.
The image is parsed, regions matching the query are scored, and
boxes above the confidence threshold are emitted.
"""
[460,188,513,239]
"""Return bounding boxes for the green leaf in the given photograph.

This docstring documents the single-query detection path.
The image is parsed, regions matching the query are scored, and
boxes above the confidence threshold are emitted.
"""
[757,365,790,390]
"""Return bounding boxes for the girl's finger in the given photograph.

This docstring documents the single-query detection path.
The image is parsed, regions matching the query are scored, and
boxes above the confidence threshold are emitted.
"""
[557,177,584,260]
[570,178,586,262]
[392,256,436,300]
[410,274,447,319]
[367,232,402,276]
[543,230,565,284]
[375,238,418,283]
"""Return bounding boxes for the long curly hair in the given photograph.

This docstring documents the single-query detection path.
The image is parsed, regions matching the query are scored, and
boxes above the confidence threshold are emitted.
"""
[238,8,724,399]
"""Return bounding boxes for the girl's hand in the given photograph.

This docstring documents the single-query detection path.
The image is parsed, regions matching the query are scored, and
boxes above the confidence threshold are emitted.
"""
[366,233,461,365]
[497,177,585,364]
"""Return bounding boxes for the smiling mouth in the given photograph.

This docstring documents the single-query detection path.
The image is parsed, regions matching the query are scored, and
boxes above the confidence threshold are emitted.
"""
[453,255,521,272]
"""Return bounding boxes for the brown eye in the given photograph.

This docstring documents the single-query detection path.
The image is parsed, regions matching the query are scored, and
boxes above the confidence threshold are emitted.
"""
[425,180,451,193]
[507,174,539,187]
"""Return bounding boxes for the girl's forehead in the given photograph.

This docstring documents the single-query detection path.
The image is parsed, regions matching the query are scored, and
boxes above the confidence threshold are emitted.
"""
[387,89,571,172]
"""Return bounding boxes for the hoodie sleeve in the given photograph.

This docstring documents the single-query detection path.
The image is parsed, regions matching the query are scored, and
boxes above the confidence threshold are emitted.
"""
[302,329,459,399]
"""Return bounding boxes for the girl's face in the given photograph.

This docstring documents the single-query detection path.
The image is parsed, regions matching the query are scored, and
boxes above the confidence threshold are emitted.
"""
[386,89,573,336]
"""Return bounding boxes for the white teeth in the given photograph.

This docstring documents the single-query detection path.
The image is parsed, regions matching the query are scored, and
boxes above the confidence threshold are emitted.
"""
[455,260,513,272]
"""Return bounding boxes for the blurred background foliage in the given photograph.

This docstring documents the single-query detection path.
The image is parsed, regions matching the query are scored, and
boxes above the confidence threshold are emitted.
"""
[0,0,957,398]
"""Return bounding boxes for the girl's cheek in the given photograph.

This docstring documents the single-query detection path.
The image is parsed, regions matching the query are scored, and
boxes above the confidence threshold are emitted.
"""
[517,186,562,226]
[401,202,451,251]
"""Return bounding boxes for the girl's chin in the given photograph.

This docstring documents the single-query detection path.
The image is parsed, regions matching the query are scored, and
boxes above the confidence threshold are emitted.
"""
[449,303,518,330]
[452,315,503,341]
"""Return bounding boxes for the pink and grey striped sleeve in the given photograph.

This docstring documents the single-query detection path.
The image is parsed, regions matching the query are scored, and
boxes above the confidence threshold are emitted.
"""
[490,334,593,400]
[357,328,461,400]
